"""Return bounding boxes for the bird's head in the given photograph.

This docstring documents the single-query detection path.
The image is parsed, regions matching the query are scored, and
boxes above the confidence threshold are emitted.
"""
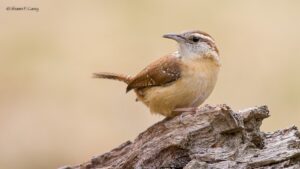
[163,30,219,59]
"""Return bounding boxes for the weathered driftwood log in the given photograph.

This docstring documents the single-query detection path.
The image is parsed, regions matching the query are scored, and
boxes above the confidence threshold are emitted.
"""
[62,105,300,169]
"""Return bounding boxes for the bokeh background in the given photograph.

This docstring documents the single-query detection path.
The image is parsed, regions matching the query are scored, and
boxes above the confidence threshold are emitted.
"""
[1,0,300,168]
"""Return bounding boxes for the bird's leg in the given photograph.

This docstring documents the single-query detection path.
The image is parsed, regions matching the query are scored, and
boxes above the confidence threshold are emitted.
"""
[173,107,199,113]
[172,107,199,125]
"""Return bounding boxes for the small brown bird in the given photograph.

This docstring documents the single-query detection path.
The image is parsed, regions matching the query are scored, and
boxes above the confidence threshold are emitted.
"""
[94,30,221,117]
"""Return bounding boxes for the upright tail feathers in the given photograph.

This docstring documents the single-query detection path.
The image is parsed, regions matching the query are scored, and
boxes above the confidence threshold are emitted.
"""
[93,72,132,84]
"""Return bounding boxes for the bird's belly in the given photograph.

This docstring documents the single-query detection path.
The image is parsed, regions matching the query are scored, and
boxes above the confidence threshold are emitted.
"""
[137,64,219,117]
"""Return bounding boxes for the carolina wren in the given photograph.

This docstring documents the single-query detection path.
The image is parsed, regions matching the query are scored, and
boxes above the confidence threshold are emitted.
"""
[94,30,220,117]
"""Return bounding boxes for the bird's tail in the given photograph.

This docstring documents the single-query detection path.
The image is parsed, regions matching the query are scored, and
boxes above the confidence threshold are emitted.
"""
[93,72,132,84]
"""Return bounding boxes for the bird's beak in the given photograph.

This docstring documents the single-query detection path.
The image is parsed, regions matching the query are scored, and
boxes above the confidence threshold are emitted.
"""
[163,33,185,42]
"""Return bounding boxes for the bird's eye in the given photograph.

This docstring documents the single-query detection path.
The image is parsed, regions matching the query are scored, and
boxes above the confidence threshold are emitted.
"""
[191,36,200,43]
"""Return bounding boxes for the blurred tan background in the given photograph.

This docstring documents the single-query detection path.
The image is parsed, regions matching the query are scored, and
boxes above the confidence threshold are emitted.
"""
[1,0,300,168]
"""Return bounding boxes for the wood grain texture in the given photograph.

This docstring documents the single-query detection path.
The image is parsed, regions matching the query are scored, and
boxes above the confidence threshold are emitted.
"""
[61,105,300,169]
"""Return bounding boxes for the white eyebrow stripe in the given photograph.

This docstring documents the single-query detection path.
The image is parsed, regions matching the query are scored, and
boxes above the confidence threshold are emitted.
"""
[197,33,215,43]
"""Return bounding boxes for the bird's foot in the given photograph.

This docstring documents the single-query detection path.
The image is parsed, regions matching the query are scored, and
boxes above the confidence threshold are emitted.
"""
[172,107,199,126]
[173,107,199,113]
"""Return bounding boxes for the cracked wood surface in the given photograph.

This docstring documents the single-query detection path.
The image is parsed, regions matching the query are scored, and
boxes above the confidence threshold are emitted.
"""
[61,105,300,169]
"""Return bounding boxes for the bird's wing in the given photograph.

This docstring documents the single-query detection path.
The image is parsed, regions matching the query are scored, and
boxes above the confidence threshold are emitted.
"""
[126,54,181,92]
